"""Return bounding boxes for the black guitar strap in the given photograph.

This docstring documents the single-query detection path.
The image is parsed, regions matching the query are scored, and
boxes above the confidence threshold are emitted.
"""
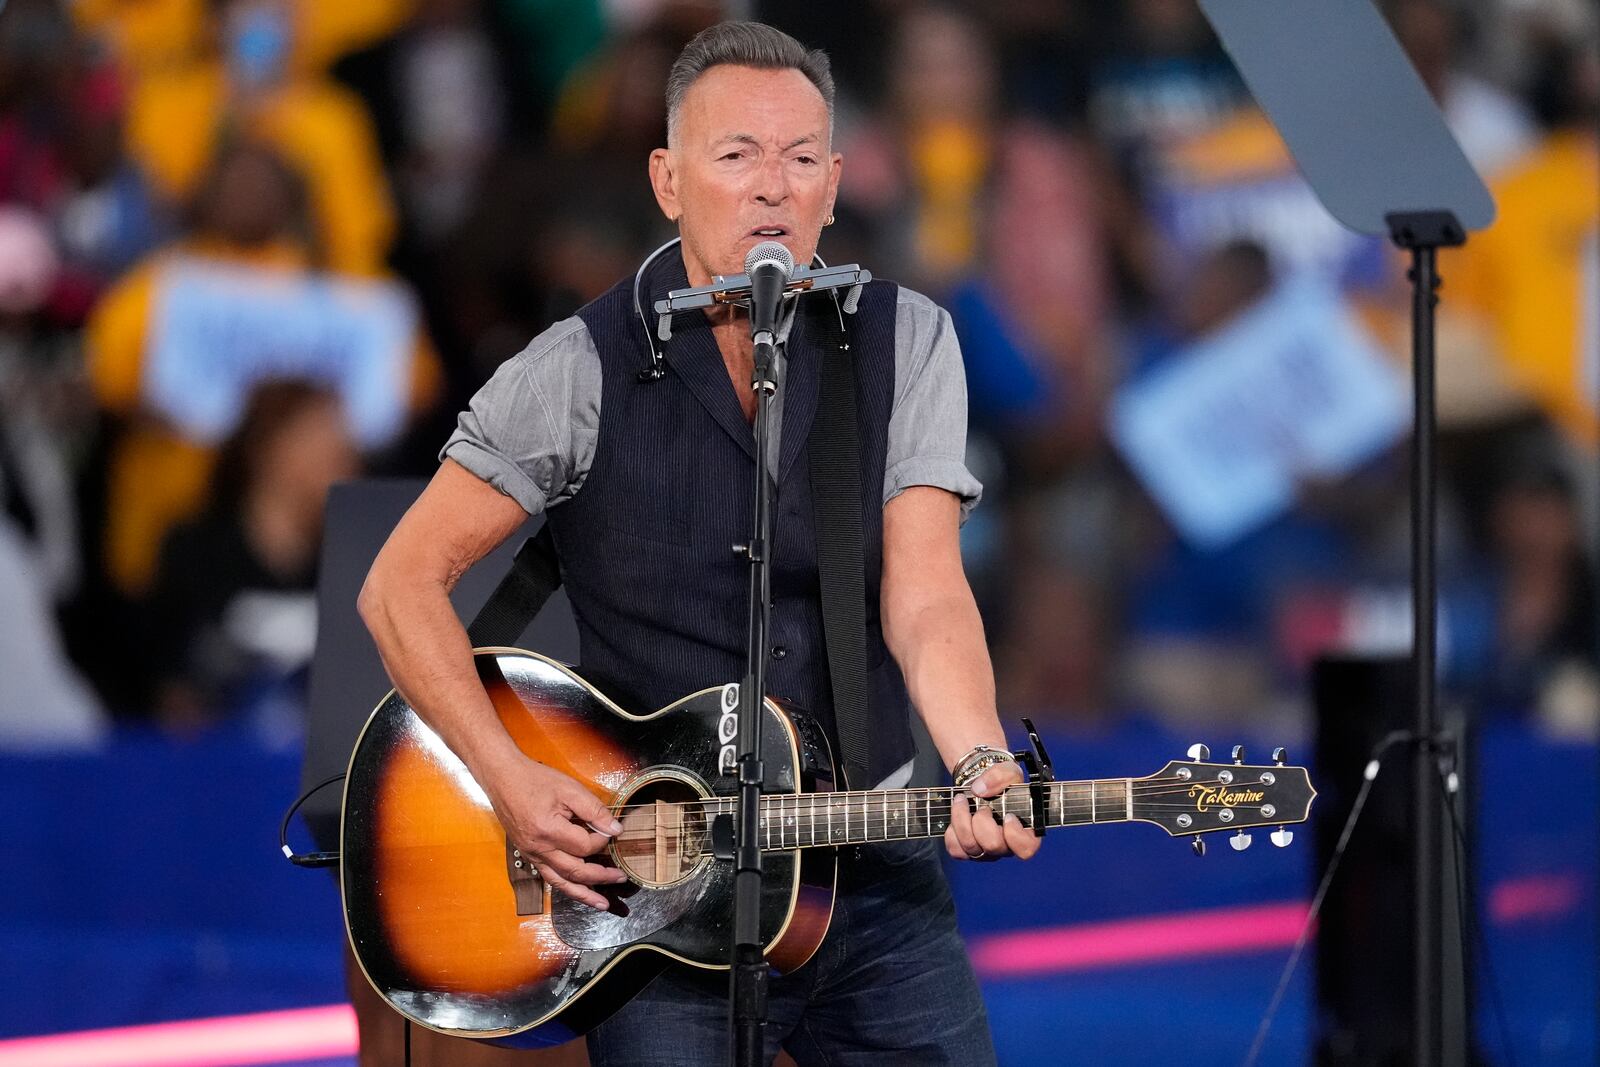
[806,304,873,792]
[467,524,561,646]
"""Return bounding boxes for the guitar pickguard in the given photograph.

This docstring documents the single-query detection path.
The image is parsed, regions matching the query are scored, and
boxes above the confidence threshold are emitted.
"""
[549,865,711,951]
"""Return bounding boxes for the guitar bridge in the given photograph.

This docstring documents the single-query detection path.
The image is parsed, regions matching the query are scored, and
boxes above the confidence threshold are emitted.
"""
[506,839,544,915]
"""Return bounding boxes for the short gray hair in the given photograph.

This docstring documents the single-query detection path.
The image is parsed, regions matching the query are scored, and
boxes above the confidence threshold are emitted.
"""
[665,22,835,144]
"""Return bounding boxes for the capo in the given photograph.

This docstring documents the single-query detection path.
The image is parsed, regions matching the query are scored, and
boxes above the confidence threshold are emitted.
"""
[1012,717,1055,838]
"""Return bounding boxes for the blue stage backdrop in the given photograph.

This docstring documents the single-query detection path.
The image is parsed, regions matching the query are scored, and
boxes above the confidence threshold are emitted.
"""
[0,719,1593,1066]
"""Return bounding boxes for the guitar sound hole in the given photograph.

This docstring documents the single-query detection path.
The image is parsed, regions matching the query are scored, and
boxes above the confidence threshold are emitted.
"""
[609,776,710,888]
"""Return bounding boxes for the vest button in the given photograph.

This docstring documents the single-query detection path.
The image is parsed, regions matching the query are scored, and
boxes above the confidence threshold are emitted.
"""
[770,645,788,660]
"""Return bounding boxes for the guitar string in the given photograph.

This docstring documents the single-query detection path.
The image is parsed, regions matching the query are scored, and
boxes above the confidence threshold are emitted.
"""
[603,791,1277,825]
[597,776,1283,817]
[647,797,1296,852]
[605,795,1293,845]
[600,792,1282,834]
[596,777,1297,855]
[604,790,1280,831]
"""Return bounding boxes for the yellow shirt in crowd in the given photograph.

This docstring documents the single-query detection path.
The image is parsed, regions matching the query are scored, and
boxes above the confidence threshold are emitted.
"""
[1452,130,1600,448]
[124,61,397,277]
[87,237,439,595]
[71,0,413,77]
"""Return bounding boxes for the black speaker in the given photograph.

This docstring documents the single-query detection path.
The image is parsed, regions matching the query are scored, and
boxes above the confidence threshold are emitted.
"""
[296,479,578,854]
[1312,654,1473,1066]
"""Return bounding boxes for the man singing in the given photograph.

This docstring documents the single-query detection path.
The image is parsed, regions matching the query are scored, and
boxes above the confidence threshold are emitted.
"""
[359,21,1038,1065]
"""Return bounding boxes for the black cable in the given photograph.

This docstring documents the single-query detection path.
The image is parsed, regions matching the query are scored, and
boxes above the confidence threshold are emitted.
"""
[1241,730,1414,1067]
[1435,762,1519,1067]
[278,771,345,868]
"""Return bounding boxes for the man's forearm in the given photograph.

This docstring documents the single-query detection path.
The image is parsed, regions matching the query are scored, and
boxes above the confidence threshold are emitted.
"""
[358,576,525,789]
[888,590,1008,773]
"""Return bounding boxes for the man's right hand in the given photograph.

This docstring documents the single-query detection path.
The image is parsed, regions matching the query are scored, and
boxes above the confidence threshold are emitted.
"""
[484,757,629,910]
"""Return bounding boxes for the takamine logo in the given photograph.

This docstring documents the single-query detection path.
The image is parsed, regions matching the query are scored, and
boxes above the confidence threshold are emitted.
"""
[1189,784,1266,812]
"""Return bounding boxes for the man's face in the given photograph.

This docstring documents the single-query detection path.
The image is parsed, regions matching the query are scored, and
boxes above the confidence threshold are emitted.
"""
[650,65,841,288]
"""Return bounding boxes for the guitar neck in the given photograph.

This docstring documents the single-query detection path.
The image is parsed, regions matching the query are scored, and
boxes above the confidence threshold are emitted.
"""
[696,780,1135,853]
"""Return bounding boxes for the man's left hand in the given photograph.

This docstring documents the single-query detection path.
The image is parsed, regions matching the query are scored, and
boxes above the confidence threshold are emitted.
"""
[945,760,1042,862]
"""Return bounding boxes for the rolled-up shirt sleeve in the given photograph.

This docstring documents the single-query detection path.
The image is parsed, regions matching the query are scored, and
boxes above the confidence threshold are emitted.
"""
[885,289,984,522]
[440,316,600,516]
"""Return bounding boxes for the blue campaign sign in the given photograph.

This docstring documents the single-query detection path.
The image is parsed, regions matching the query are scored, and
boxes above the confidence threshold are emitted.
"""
[1111,279,1409,549]
[146,257,417,448]
[1149,166,1390,290]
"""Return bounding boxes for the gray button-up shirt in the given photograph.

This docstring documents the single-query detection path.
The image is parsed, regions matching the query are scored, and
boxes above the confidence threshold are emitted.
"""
[442,286,983,522]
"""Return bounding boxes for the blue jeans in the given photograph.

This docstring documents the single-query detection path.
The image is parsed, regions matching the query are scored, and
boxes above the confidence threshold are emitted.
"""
[585,839,997,1066]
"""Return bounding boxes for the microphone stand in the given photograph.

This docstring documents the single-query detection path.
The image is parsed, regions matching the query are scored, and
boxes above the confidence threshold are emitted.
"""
[728,310,777,1067]
[652,261,870,1067]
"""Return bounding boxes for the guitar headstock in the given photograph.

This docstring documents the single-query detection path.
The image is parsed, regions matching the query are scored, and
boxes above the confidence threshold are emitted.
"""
[1133,744,1316,854]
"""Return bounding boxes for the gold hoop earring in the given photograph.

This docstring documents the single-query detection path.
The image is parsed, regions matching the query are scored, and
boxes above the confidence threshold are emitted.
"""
[824,213,835,226]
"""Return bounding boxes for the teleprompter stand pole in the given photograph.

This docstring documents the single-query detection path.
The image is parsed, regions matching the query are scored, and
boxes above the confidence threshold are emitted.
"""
[1196,4,1496,1062]
[1388,208,1466,1067]
[728,310,781,1067]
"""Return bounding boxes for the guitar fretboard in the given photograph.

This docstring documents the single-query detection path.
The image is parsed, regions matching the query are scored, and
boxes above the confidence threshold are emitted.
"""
[680,780,1133,857]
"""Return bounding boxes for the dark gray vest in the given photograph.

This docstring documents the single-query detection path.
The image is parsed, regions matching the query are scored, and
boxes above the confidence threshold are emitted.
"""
[544,254,914,787]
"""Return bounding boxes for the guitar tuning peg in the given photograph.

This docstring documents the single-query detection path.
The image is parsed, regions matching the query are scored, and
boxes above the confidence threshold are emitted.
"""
[1230,829,1253,851]
[1186,743,1210,762]
[1270,827,1294,848]
[1272,746,1287,766]
[1231,744,1246,764]
[1191,836,1206,857]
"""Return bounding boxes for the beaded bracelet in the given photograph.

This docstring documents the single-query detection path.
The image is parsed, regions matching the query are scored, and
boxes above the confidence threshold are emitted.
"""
[953,745,1017,788]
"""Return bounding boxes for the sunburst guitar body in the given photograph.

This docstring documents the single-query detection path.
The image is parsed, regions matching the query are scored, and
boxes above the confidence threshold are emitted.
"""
[341,648,837,1048]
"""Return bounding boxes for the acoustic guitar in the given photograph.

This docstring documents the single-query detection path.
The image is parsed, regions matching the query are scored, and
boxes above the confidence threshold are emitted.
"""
[341,648,1316,1047]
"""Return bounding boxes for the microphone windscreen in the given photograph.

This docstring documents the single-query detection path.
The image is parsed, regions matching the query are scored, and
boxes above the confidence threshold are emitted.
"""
[744,241,794,279]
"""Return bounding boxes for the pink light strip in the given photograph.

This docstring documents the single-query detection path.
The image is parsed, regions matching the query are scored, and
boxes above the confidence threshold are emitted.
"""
[968,900,1312,978]
[1488,873,1584,924]
[2,876,1579,1064]
[0,1004,357,1067]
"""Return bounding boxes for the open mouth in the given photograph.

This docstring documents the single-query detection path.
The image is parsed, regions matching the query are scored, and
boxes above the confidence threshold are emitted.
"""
[748,227,790,238]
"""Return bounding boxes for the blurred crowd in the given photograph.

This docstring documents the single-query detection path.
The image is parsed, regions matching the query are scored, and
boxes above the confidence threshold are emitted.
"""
[0,0,1594,750]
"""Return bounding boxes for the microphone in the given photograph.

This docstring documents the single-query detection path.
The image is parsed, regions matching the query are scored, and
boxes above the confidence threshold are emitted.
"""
[743,241,794,347]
